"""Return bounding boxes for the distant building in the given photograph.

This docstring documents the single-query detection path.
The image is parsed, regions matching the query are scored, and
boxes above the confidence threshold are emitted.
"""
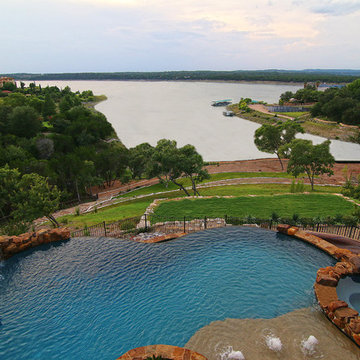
[0,76,15,88]
[318,83,345,91]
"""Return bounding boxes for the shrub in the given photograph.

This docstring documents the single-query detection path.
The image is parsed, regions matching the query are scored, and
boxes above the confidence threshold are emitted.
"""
[343,215,358,227]
[83,224,90,236]
[270,212,280,223]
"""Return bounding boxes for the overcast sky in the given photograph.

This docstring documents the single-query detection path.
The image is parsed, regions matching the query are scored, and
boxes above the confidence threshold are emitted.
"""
[2,0,360,73]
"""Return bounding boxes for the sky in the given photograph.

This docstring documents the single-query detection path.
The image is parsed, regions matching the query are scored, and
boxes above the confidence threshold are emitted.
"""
[2,0,360,73]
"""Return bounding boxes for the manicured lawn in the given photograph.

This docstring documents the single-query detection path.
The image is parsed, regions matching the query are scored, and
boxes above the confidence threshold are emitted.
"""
[198,184,338,197]
[152,194,353,220]
[59,200,149,228]
[60,183,341,228]
[117,172,296,198]
[276,112,309,118]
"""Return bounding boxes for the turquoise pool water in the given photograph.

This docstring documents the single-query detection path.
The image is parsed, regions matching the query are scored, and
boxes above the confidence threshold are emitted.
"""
[0,227,334,360]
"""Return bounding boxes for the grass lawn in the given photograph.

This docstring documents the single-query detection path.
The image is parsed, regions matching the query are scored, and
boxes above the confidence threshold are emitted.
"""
[59,200,149,229]
[152,193,353,220]
[59,183,341,228]
[117,172,296,198]
[198,184,338,197]
[275,111,309,118]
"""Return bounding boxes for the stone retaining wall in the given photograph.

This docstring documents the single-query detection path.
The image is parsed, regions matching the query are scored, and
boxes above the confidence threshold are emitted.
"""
[0,228,70,260]
[278,224,360,347]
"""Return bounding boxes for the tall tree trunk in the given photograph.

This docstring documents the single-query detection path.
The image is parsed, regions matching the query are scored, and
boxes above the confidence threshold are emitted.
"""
[275,151,284,170]
[74,178,81,202]
[47,214,59,227]
[171,179,190,196]
[191,177,200,196]
[305,170,314,190]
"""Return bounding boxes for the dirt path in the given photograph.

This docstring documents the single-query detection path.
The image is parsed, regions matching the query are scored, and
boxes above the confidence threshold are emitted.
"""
[248,104,293,120]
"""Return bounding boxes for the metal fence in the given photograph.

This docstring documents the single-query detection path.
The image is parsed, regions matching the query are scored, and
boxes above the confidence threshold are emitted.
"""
[149,215,226,234]
[71,216,140,238]
[297,224,360,240]
[71,214,360,242]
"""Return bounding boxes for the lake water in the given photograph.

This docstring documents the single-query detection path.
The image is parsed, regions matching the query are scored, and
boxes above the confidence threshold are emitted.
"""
[33,80,360,161]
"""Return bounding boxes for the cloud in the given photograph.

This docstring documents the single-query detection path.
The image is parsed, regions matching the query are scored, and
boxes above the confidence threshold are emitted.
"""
[310,0,360,16]
[1,0,360,72]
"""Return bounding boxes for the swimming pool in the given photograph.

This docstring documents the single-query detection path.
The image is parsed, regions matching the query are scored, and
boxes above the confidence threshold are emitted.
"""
[0,227,335,359]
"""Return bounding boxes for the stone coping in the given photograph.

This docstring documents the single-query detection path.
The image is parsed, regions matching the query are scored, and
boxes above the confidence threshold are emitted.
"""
[0,228,70,260]
[132,232,186,243]
[116,345,207,360]
[278,224,360,347]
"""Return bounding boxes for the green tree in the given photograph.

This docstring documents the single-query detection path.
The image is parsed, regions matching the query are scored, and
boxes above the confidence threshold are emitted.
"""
[95,143,129,187]
[0,166,61,234]
[128,143,154,179]
[148,139,190,195]
[1,82,17,91]
[238,97,252,112]
[28,97,45,113]
[147,139,208,196]
[178,144,209,195]
[279,91,294,104]
[59,95,74,113]
[280,139,335,190]
[8,106,42,138]
[3,92,27,107]
[254,121,304,170]
[42,93,56,118]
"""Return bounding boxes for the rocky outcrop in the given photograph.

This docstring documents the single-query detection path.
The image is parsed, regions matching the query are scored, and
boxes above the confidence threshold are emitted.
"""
[0,228,70,260]
[117,344,207,360]
[278,224,360,347]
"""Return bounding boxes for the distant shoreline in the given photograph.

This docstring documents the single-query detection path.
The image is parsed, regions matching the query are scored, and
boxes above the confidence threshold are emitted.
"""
[7,69,358,84]
[19,78,305,86]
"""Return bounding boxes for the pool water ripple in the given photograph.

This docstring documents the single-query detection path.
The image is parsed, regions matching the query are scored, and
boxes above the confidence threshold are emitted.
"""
[0,227,335,360]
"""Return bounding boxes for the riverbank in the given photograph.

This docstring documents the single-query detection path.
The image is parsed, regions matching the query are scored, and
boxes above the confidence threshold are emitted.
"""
[229,104,359,143]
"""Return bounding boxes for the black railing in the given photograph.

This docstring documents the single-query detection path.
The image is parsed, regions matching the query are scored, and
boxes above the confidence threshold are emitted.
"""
[70,215,360,242]
[148,214,226,234]
[71,216,140,238]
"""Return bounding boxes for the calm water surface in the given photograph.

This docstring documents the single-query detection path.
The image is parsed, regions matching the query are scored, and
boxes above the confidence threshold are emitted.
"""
[33,80,360,161]
[0,228,335,360]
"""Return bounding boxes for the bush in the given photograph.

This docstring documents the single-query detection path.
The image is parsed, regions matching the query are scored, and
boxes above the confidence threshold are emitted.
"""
[343,215,358,227]
[0,221,29,236]
[290,179,305,193]
[341,179,360,200]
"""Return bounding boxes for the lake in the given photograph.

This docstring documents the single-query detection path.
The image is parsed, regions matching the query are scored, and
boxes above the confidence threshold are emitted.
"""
[33,80,360,161]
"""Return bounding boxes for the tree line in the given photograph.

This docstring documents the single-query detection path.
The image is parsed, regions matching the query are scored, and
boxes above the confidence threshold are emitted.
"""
[3,70,359,83]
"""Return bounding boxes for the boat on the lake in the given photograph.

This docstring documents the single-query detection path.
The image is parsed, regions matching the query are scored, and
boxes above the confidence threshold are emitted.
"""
[223,110,235,116]
[211,99,232,106]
